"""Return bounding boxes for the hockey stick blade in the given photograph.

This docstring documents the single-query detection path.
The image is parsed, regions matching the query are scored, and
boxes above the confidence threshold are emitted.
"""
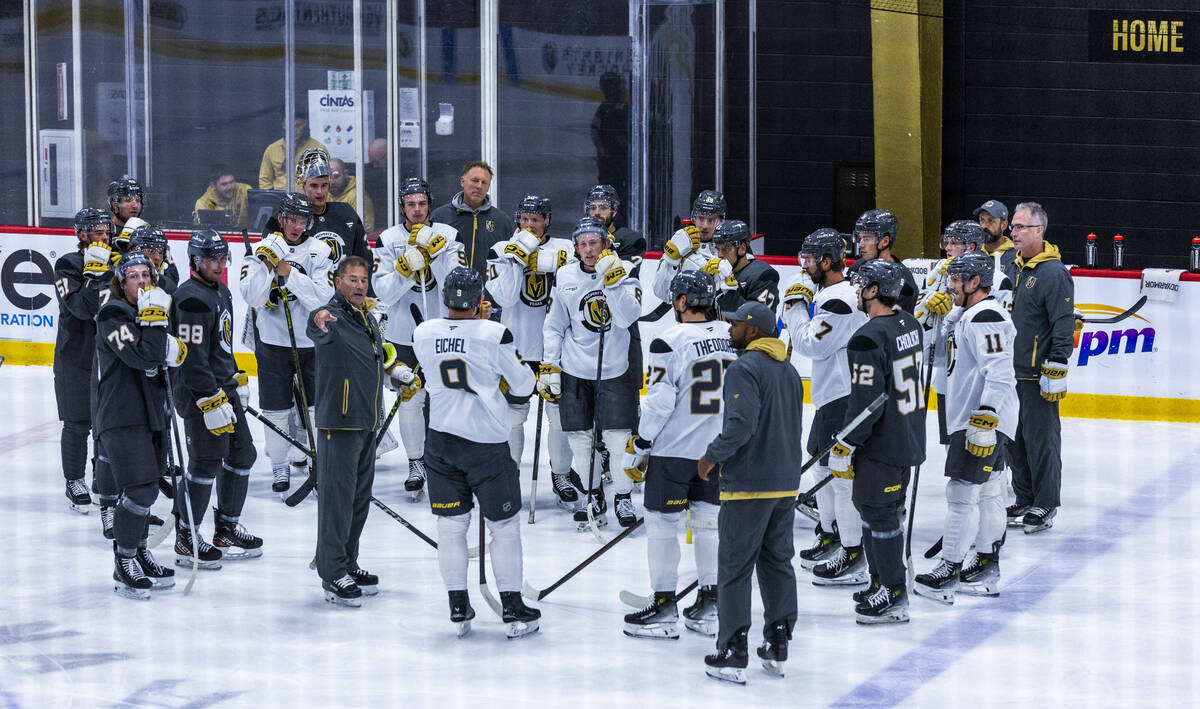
[284,476,316,507]
[523,518,644,602]
[620,579,699,609]
[924,536,943,559]
[1080,295,1147,324]
[146,512,176,548]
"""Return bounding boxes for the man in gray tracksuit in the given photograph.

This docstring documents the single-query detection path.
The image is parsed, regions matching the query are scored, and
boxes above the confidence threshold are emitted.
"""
[697,302,806,682]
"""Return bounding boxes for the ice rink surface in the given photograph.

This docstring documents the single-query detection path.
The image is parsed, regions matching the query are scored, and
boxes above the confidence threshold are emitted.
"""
[3,363,1198,708]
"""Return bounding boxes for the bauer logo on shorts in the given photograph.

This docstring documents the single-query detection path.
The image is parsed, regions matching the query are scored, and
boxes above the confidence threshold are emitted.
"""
[578,290,612,333]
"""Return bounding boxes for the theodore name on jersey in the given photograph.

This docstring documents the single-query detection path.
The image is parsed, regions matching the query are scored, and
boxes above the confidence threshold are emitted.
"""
[239,235,333,349]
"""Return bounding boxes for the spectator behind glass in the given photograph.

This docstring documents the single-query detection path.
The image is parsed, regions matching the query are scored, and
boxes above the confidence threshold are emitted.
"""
[259,111,324,190]
[328,158,375,232]
[194,166,251,229]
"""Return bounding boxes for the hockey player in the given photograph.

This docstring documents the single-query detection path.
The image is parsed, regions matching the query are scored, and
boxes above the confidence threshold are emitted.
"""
[374,177,466,499]
[485,194,580,505]
[914,252,1016,603]
[171,230,261,569]
[95,253,187,599]
[848,209,919,314]
[107,177,144,238]
[128,225,180,294]
[828,259,927,624]
[651,189,725,303]
[541,217,643,529]
[621,270,733,640]
[55,207,114,513]
[780,229,869,585]
[413,267,541,637]
[705,219,779,319]
[240,192,333,494]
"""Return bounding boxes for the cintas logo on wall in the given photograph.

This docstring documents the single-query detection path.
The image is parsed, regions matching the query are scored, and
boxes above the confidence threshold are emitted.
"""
[1073,302,1154,366]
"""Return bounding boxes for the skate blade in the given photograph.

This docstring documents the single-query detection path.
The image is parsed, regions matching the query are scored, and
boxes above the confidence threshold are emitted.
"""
[1024,521,1053,534]
[576,517,608,533]
[1006,518,1026,528]
[913,585,955,605]
[760,660,786,677]
[812,573,869,587]
[70,503,91,515]
[357,584,379,596]
[455,620,472,638]
[623,622,680,640]
[148,576,176,591]
[958,582,999,597]
[113,583,151,600]
[683,618,717,637]
[175,555,222,570]
[213,547,264,561]
[855,608,910,625]
[324,590,362,608]
[505,619,539,639]
[705,666,747,685]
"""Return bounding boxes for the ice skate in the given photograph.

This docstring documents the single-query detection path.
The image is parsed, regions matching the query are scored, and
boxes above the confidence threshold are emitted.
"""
[551,470,581,510]
[798,524,840,570]
[136,546,175,590]
[853,575,881,604]
[683,585,718,636]
[1023,506,1056,534]
[348,567,378,596]
[501,591,540,639]
[271,463,290,494]
[573,487,608,533]
[175,526,223,570]
[100,505,115,540]
[213,511,264,560]
[704,627,748,684]
[914,559,961,605]
[623,591,679,639]
[959,552,1000,596]
[405,459,427,502]
[812,545,868,586]
[323,574,362,608]
[614,492,640,528]
[855,583,909,625]
[1006,503,1029,528]
[113,553,152,600]
[65,479,91,514]
[757,621,790,677]
[449,590,475,637]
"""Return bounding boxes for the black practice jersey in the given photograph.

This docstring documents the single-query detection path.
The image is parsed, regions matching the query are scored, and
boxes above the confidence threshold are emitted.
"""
[93,296,169,436]
[848,256,918,315]
[171,276,238,416]
[716,258,780,320]
[53,251,106,371]
[156,261,180,295]
[842,309,927,467]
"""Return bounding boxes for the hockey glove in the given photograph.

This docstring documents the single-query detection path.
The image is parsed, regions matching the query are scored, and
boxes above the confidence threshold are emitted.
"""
[536,363,562,403]
[596,249,627,287]
[113,218,146,253]
[829,440,855,480]
[783,274,815,313]
[233,370,250,408]
[965,407,999,457]
[503,230,542,267]
[621,434,652,483]
[397,371,423,403]
[924,290,953,316]
[136,287,171,328]
[412,224,448,259]
[534,247,569,274]
[165,335,187,368]
[254,232,289,268]
[1073,308,1085,334]
[197,390,236,436]
[1039,361,1068,402]
[662,224,701,261]
[395,246,427,279]
[83,242,114,275]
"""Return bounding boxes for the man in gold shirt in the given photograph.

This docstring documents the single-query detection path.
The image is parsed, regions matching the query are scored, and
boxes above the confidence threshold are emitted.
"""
[328,158,375,232]
[259,112,324,190]
[194,166,251,228]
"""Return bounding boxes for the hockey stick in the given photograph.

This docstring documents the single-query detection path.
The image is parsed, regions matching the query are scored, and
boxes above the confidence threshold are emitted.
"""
[522,517,644,602]
[161,369,199,594]
[1079,295,1147,324]
[906,351,937,590]
[791,392,891,508]
[478,508,503,617]
[376,363,421,447]
[527,396,545,524]
[280,290,319,506]
[620,579,699,609]
[582,297,608,543]
[146,511,176,549]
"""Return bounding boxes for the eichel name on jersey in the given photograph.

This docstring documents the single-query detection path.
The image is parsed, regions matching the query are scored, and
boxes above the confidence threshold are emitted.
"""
[264,201,371,268]
[781,278,866,409]
[944,298,1019,441]
[842,310,927,466]
[374,224,467,347]
[413,318,536,444]
[639,321,736,460]
[486,236,574,362]
[239,234,333,349]
[171,276,238,415]
[543,259,642,381]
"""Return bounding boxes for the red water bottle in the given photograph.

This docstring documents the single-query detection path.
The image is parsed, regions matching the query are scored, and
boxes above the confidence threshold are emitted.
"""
[1084,233,1097,269]
[1189,236,1200,273]
[1112,233,1125,271]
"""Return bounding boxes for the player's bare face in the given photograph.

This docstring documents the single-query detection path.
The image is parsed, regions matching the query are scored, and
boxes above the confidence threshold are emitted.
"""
[214,175,237,202]
[84,225,110,245]
[403,194,430,227]
[140,245,165,268]
[280,214,307,243]
[856,232,880,260]
[949,274,966,307]
[460,167,491,209]
[586,201,614,229]
[944,239,966,259]
[801,253,825,285]
[199,254,228,283]
[693,214,721,241]
[122,266,151,303]
[519,213,548,240]
[336,265,370,307]
[576,235,605,269]
[114,195,141,221]
[303,177,330,209]
[715,241,741,267]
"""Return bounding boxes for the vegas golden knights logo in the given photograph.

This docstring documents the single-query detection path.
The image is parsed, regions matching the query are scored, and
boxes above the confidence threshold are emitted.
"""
[579,290,611,333]
[219,310,234,353]
[520,272,550,307]
[411,266,436,293]
[315,231,345,263]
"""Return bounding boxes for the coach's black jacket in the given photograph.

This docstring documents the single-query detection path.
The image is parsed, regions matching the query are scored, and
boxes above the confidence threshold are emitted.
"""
[306,290,384,431]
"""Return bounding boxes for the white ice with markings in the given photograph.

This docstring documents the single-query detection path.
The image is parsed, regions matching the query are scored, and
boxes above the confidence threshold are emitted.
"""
[2,364,1198,707]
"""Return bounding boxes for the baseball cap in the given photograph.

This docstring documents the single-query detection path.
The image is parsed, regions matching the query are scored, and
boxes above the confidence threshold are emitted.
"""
[972,199,1009,222]
[731,302,778,337]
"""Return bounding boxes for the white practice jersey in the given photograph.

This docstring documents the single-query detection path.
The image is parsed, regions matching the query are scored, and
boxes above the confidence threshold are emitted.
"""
[543,261,642,380]
[918,258,956,395]
[780,276,866,409]
[639,320,736,459]
[651,244,715,303]
[373,224,467,346]
[412,318,535,444]
[945,297,1019,441]
[485,236,574,362]
[239,234,333,348]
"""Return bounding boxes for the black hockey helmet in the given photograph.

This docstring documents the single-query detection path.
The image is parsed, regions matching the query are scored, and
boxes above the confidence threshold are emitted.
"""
[691,189,726,219]
[278,192,313,221]
[442,266,484,310]
[583,184,619,212]
[946,251,994,289]
[941,220,985,253]
[670,269,717,310]
[400,177,432,202]
[73,207,113,240]
[114,252,154,284]
[711,219,751,247]
[850,258,905,299]
[800,228,846,264]
[129,225,168,254]
[295,147,331,184]
[855,209,899,249]
[571,216,608,243]
[187,229,229,269]
[515,194,552,226]
[107,177,144,207]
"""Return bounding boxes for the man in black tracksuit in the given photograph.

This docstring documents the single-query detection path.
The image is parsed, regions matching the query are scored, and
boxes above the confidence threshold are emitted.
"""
[307,255,417,606]
[697,303,805,683]
[55,208,115,512]
[171,230,260,569]
[429,161,514,278]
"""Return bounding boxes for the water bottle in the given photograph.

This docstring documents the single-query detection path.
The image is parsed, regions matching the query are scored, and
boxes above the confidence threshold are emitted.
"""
[1112,233,1125,271]
[1084,233,1098,269]
[1189,236,1200,273]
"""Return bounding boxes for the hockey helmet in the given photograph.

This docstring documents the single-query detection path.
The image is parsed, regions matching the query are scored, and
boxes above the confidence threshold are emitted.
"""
[854,209,899,249]
[114,252,154,284]
[799,228,846,264]
[74,207,113,240]
[187,229,229,267]
[400,177,432,202]
[129,225,168,255]
[278,192,313,222]
[571,216,608,243]
[107,177,144,207]
[442,267,484,310]
[295,147,332,184]
[946,251,994,289]
[850,258,905,300]
[583,184,620,212]
[515,194,552,226]
[670,269,717,310]
[941,220,986,253]
[691,190,726,219]
[711,219,751,247]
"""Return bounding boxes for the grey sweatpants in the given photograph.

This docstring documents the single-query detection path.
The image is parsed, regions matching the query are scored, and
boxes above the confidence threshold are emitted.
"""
[716,496,797,648]
[1009,379,1062,509]
[316,428,376,583]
